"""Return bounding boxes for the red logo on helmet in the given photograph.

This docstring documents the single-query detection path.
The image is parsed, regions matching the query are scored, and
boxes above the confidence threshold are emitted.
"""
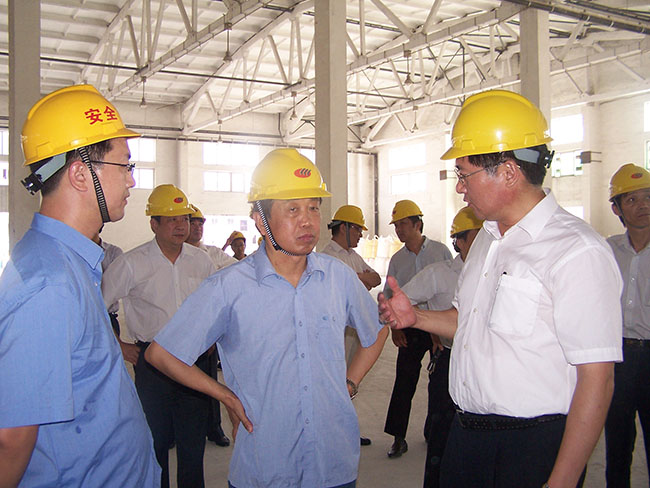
[294,168,312,178]
[631,173,643,179]
[174,197,184,203]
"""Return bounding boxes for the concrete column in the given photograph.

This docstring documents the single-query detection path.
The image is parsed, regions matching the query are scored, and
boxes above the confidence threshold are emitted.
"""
[519,8,551,185]
[8,0,40,250]
[519,8,550,120]
[315,1,348,247]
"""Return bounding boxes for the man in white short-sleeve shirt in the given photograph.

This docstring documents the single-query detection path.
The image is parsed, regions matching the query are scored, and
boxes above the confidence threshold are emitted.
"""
[379,90,622,488]
[103,184,216,488]
[322,204,383,446]
[604,163,650,487]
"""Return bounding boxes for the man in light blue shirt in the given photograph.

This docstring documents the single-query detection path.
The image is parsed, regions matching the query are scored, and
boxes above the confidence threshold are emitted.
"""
[146,149,385,487]
[0,85,159,486]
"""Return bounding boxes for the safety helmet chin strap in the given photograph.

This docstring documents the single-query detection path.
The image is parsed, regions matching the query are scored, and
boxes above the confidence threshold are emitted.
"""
[78,146,111,223]
[254,201,299,257]
[344,222,352,249]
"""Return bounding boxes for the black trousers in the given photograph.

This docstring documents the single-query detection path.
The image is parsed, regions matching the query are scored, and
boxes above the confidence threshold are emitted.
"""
[206,347,224,439]
[440,413,585,488]
[423,348,455,488]
[384,328,433,439]
[605,340,650,488]
[135,345,210,488]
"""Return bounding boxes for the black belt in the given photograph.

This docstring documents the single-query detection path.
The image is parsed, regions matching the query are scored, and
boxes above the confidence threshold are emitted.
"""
[456,410,565,431]
[623,338,650,348]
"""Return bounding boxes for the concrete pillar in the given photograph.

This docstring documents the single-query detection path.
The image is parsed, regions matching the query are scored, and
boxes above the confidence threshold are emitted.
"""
[519,8,551,184]
[8,0,41,250]
[315,1,347,247]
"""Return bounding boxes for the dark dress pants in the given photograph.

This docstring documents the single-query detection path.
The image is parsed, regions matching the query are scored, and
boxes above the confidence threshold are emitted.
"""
[384,328,433,438]
[423,348,455,488]
[206,347,224,440]
[135,345,210,488]
[440,414,585,488]
[605,341,650,488]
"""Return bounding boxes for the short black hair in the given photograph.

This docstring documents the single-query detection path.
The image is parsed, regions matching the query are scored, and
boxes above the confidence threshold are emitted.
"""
[34,139,113,196]
[467,145,549,186]
[408,215,423,233]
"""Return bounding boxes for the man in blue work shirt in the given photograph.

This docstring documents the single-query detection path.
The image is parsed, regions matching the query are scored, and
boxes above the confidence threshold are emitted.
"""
[146,148,386,488]
[0,85,159,487]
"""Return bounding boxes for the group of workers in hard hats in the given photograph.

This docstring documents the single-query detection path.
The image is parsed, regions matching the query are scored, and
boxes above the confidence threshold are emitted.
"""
[0,81,647,488]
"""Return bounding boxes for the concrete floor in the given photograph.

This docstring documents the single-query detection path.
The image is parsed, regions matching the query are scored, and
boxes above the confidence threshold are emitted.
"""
[168,341,649,488]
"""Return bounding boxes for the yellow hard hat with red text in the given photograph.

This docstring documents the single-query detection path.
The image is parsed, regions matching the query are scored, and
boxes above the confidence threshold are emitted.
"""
[146,184,193,217]
[248,148,331,202]
[609,163,650,201]
[22,84,139,166]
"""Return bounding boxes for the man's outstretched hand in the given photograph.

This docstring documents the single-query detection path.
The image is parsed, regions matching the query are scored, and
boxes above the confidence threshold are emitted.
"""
[377,276,417,330]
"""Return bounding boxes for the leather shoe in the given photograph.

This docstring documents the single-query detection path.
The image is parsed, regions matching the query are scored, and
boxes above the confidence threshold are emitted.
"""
[360,436,371,446]
[387,437,408,458]
[207,427,230,447]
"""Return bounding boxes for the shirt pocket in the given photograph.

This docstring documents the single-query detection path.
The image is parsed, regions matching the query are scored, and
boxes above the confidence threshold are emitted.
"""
[488,274,542,337]
[316,313,345,361]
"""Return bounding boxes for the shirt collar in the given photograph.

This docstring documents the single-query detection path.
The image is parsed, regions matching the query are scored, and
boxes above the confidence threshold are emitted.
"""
[404,235,429,255]
[328,239,349,254]
[150,238,190,261]
[484,188,557,240]
[31,213,104,270]
[253,242,325,285]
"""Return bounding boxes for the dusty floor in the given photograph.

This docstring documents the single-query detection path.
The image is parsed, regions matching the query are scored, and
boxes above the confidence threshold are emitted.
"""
[163,341,648,488]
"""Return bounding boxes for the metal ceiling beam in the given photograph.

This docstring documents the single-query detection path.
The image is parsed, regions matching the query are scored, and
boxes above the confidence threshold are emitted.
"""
[184,3,522,133]
[108,0,267,99]
[180,1,313,131]
[503,0,650,35]
[348,37,650,126]
[80,0,138,80]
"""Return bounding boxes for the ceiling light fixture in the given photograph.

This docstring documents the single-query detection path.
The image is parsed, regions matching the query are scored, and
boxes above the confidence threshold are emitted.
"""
[404,50,414,86]
[289,91,298,120]
[223,22,233,62]
[139,77,147,108]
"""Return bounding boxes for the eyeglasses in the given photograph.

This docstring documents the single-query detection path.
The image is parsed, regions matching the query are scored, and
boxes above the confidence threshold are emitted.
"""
[454,166,490,184]
[89,160,136,173]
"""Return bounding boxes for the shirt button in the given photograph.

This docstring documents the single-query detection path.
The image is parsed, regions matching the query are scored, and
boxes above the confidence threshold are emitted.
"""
[305,418,310,424]
[299,321,303,327]
[301,353,305,358]
[463,381,467,387]
[484,272,488,277]
[464,344,468,350]
[473,308,477,313]
[304,386,308,391]
[628,300,633,305]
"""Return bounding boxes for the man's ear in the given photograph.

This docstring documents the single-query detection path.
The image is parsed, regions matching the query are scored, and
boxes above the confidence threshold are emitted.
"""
[611,201,622,217]
[501,159,520,188]
[150,217,159,234]
[252,211,266,237]
[67,160,91,192]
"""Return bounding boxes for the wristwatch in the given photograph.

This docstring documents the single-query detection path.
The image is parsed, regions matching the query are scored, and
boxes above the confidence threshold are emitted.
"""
[346,378,359,400]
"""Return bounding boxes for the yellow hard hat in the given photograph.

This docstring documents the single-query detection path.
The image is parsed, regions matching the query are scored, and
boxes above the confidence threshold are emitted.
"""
[189,204,205,220]
[331,205,368,230]
[21,84,139,166]
[146,184,193,217]
[450,206,484,237]
[609,163,650,201]
[247,148,331,202]
[230,231,246,242]
[441,90,552,160]
[390,200,423,224]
